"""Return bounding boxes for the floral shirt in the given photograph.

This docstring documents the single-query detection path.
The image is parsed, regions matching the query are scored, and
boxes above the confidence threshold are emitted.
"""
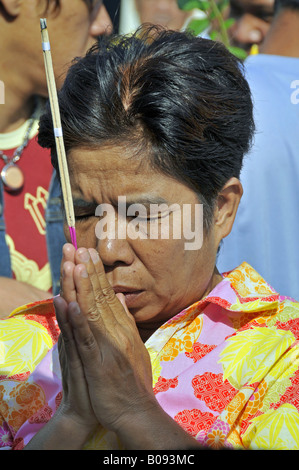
[1,262,299,450]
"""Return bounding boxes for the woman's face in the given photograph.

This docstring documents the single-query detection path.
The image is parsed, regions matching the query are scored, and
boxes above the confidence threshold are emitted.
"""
[16,0,112,94]
[67,145,222,335]
[135,0,191,30]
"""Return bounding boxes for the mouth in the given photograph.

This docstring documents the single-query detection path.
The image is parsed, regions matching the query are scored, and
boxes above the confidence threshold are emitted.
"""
[113,286,144,308]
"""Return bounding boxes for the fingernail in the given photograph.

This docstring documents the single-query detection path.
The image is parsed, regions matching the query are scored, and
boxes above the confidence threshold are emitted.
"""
[78,249,90,263]
[80,267,89,278]
[69,302,81,315]
[89,249,99,264]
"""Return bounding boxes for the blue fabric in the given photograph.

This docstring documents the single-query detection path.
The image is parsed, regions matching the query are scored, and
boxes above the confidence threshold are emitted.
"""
[0,185,13,278]
[217,54,299,300]
[0,170,65,296]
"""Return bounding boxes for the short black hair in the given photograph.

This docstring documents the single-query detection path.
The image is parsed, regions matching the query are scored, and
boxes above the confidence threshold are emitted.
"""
[38,26,254,228]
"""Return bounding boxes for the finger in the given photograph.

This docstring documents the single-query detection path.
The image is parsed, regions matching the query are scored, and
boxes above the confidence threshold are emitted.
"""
[60,261,77,304]
[116,293,135,322]
[89,249,128,322]
[78,248,102,296]
[63,243,76,263]
[73,248,112,324]
[67,301,100,367]
[54,296,80,365]
[59,243,76,301]
[55,298,93,402]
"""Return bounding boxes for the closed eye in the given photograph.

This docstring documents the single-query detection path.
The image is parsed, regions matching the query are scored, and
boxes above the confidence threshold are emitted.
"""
[75,213,95,222]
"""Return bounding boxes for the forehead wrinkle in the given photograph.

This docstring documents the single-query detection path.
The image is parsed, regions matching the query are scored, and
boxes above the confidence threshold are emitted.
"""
[69,147,142,175]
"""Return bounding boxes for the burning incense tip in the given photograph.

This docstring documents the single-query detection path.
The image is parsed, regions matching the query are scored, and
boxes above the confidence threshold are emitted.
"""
[69,227,78,250]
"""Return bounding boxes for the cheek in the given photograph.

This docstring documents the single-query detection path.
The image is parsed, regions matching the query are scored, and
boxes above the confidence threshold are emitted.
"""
[74,219,98,248]
[139,239,187,290]
[63,223,71,243]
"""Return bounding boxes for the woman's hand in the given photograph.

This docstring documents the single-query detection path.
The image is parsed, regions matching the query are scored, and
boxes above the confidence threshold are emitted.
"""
[54,297,99,431]
[28,244,201,449]
[53,244,98,432]
[54,244,202,450]
[61,244,155,433]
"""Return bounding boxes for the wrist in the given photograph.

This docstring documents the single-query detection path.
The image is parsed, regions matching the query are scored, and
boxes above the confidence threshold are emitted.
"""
[56,399,98,437]
[27,402,97,450]
[114,397,201,450]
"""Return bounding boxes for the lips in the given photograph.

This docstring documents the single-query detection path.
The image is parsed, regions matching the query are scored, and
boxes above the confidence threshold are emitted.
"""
[113,286,144,308]
[113,285,142,294]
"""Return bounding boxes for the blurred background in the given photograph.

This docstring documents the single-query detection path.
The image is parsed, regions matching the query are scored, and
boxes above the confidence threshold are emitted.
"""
[104,0,205,36]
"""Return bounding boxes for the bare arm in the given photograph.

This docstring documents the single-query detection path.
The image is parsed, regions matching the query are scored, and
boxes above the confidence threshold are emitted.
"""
[0,277,51,318]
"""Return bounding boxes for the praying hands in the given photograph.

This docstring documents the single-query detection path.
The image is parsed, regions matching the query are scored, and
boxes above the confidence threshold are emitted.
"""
[25,243,200,450]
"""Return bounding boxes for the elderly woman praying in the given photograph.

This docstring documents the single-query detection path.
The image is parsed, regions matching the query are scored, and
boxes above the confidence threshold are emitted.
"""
[1,27,299,451]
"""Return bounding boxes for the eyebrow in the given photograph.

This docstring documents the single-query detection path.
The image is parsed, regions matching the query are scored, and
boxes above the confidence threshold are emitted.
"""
[121,196,170,207]
[73,195,170,209]
[73,198,98,209]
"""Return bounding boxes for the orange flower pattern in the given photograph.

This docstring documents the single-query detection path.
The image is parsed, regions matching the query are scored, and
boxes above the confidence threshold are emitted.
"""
[1,262,299,450]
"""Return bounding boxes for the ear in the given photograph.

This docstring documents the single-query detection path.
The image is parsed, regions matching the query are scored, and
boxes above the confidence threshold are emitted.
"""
[1,0,22,16]
[214,177,243,243]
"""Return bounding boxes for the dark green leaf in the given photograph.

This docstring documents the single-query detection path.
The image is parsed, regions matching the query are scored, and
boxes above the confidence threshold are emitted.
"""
[187,18,210,35]
[228,46,248,60]
[178,0,202,11]
[195,0,211,10]
[223,18,235,28]
[209,30,218,40]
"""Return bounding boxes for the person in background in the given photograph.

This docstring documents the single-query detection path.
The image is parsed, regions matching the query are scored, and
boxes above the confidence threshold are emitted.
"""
[0,0,112,317]
[218,0,299,300]
[227,0,275,53]
[134,0,193,30]
[119,0,203,34]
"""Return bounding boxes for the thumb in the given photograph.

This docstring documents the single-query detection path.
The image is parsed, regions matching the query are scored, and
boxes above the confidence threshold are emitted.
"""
[116,293,133,319]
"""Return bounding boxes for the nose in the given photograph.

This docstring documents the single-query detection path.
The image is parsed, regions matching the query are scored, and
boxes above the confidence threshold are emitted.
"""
[229,14,267,49]
[95,210,135,267]
[89,5,113,37]
[97,237,135,268]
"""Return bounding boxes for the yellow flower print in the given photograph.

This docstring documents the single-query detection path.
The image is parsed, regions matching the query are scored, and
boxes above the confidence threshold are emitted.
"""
[226,263,275,298]
[225,380,268,428]
[205,428,227,449]
[242,404,299,450]
[3,382,46,433]
[147,346,162,386]
[159,317,203,362]
[0,316,53,377]
[219,327,295,389]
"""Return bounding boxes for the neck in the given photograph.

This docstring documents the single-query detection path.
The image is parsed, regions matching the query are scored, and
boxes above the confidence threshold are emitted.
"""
[0,18,37,134]
[0,87,36,134]
[260,9,299,57]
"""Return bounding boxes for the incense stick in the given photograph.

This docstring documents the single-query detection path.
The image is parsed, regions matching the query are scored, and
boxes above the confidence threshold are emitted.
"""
[40,18,77,249]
